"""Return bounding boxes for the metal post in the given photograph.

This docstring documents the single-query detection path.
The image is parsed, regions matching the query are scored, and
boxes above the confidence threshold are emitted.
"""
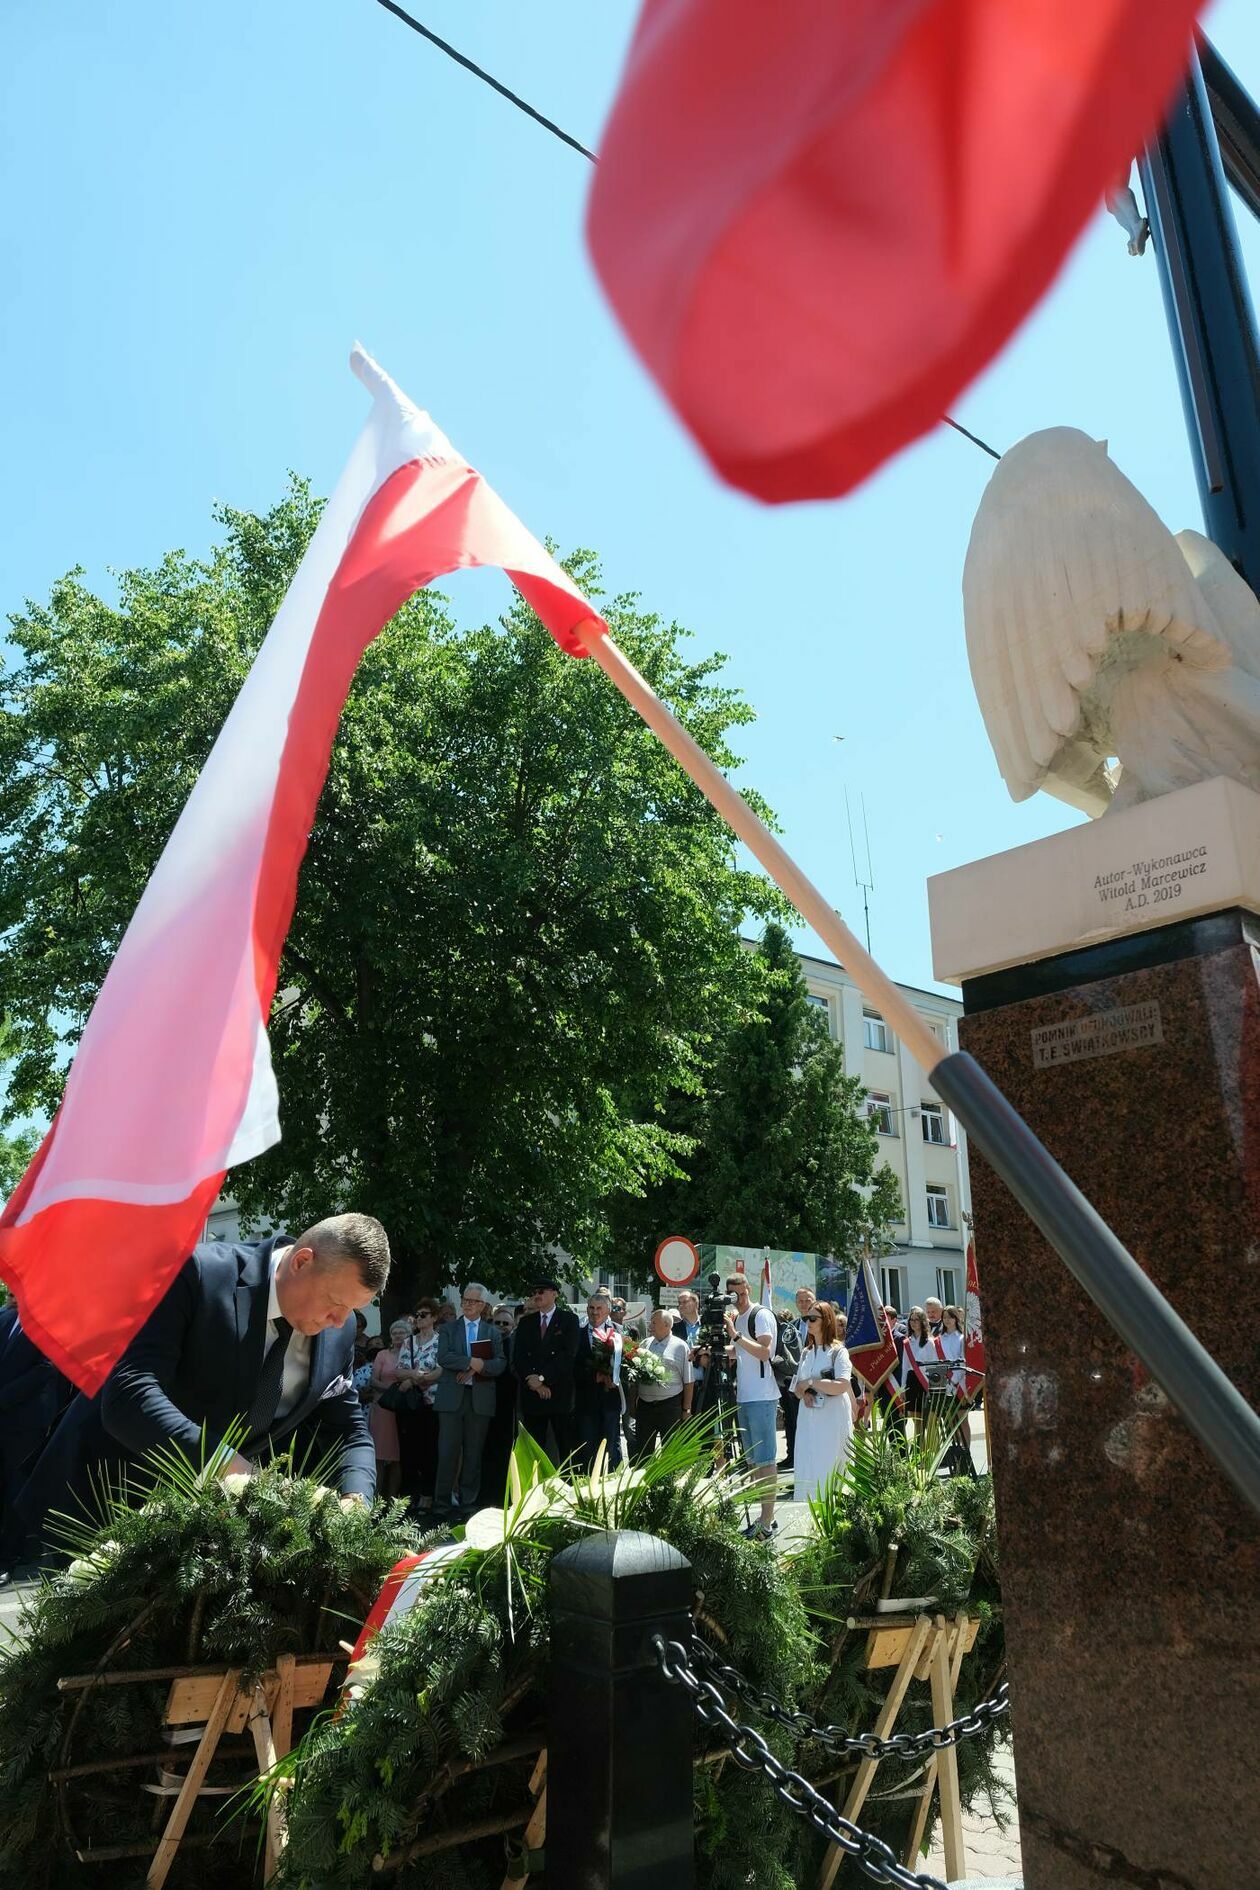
[547,1530,694,1890]
[1140,47,1260,591]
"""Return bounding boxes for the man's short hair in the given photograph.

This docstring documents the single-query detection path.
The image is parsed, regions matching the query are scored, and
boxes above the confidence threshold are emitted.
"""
[650,1306,672,1328]
[726,1275,749,1292]
[588,1289,611,1306]
[462,1282,490,1303]
[301,1213,391,1293]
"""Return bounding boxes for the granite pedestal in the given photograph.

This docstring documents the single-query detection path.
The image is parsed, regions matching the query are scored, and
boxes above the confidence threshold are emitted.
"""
[929,788,1260,1890]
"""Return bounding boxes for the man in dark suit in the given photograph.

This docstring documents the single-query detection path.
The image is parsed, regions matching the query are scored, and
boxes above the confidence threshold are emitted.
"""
[478,1303,519,1510]
[0,1303,69,1581]
[29,1213,389,1545]
[513,1275,580,1464]
[432,1282,505,1520]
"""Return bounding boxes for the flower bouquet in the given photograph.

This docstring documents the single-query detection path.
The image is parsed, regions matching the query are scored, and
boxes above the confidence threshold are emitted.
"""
[589,1329,668,1387]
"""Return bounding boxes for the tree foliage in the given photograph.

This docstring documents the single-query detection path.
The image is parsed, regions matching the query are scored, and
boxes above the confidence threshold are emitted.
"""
[0,1025,36,1203]
[614,922,902,1268]
[0,481,785,1295]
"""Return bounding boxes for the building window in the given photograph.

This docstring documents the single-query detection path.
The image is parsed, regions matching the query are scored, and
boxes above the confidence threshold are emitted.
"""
[881,1265,907,1313]
[921,1102,947,1145]
[867,1091,896,1136]
[864,1011,892,1053]
[926,1185,952,1229]
[936,1267,959,1306]
[806,992,834,1034]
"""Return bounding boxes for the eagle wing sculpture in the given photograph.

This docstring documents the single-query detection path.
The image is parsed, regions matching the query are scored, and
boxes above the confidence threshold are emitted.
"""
[962,426,1260,816]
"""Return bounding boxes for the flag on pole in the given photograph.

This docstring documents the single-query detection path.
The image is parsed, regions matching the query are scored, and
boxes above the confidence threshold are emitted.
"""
[760,1248,773,1311]
[0,348,604,1396]
[964,1236,986,1388]
[587,0,1202,501]
[845,1258,900,1391]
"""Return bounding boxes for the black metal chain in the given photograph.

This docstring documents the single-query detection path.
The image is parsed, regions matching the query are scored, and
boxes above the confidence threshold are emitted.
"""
[653,1633,951,1890]
[686,1634,1010,1759]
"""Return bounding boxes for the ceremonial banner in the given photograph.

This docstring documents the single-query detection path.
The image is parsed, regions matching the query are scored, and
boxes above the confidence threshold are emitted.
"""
[0,349,604,1394]
[845,1258,900,1391]
[587,0,1202,501]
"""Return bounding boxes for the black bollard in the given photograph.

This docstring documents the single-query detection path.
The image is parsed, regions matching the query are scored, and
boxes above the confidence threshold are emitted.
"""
[547,1530,694,1889]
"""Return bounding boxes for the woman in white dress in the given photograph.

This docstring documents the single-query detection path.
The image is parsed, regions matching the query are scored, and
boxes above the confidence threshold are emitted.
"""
[790,1302,854,1503]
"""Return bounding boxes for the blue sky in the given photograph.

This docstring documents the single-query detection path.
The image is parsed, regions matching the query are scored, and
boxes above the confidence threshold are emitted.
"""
[5,1,1260,997]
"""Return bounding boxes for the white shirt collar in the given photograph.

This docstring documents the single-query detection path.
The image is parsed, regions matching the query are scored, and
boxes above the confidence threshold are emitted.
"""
[267,1246,293,1324]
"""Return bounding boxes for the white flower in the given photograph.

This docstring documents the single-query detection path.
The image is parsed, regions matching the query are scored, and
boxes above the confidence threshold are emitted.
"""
[463,1479,576,1550]
[220,1473,252,1497]
[344,1649,382,1699]
[64,1539,122,1583]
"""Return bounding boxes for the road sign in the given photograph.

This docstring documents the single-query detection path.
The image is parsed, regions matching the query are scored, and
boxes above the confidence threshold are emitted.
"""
[653,1235,700,1287]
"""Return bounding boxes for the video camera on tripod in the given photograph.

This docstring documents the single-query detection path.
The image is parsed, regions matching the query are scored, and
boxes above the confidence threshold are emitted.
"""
[698,1270,736,1361]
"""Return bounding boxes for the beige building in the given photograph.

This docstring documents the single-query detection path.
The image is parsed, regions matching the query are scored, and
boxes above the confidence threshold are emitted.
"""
[798,949,972,1317]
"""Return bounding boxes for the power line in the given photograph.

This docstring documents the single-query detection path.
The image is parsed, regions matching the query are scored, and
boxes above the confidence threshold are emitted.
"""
[373,0,598,161]
[942,416,1002,461]
[373,0,1003,464]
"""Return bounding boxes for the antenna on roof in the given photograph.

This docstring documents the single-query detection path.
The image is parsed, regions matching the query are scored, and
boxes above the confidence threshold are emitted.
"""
[844,788,875,955]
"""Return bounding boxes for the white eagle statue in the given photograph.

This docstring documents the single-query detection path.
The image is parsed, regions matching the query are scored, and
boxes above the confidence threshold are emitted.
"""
[962,426,1260,817]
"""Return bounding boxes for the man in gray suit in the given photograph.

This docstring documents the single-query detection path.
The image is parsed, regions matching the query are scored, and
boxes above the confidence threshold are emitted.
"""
[433,1283,505,1519]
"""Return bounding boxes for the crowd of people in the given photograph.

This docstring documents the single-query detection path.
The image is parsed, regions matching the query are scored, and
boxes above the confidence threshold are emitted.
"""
[346,1273,977,1542]
[0,1219,980,1581]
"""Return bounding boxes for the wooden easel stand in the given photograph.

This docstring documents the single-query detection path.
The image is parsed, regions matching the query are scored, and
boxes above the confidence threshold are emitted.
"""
[58,1651,333,1888]
[817,1611,975,1890]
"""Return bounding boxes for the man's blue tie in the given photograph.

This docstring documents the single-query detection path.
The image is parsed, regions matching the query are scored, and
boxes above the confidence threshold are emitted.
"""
[246,1317,293,1448]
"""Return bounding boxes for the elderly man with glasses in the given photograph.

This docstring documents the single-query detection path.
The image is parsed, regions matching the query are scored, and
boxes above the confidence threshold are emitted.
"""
[433,1283,505,1522]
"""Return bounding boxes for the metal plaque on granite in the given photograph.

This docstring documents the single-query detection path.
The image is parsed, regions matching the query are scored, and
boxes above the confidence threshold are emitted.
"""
[1030,1001,1163,1068]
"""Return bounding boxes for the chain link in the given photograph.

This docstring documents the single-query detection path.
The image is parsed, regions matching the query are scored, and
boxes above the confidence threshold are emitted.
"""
[654,1634,955,1890]
[685,1633,1010,1759]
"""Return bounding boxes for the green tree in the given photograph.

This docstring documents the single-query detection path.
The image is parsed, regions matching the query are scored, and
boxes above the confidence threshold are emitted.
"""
[618,921,901,1265]
[0,481,785,1296]
[0,1022,37,1203]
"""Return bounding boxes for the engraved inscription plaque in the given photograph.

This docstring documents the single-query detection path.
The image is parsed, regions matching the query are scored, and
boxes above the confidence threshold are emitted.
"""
[1031,1001,1163,1069]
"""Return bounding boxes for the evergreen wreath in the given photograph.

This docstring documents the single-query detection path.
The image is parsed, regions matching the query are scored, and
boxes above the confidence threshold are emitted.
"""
[0,1443,419,1890]
[274,1418,1006,1890]
[273,1427,817,1890]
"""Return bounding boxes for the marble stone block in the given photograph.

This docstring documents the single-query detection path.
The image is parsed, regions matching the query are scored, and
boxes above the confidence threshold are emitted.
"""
[957,913,1260,1890]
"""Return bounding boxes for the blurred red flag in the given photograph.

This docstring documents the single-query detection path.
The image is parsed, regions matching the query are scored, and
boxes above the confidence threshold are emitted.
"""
[587,0,1200,502]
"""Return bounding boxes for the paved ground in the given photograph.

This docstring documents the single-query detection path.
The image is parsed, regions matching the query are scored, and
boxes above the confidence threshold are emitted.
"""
[0,1573,36,1639]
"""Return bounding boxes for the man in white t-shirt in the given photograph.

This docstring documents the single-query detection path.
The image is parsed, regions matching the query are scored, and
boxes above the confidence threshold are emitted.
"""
[723,1273,780,1541]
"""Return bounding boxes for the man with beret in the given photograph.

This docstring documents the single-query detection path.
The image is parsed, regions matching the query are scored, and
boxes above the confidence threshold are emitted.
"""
[512,1276,581,1464]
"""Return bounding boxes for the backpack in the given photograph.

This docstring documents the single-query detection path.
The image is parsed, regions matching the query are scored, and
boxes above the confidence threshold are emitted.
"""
[742,1304,779,1379]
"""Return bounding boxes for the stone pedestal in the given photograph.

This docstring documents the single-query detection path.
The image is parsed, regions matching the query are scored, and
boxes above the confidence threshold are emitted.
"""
[928,787,1260,1890]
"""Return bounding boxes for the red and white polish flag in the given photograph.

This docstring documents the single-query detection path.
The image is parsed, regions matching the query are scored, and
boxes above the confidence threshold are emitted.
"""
[0,348,604,1394]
